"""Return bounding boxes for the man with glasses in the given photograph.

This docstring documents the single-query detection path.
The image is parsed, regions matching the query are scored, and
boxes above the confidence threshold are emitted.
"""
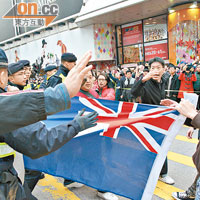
[8,63,27,91]
[18,60,33,90]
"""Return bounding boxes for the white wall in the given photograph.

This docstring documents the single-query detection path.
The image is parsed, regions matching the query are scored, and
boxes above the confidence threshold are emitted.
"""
[5,25,95,64]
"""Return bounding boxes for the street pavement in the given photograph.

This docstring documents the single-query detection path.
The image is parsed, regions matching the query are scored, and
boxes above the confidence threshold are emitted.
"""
[31,125,197,200]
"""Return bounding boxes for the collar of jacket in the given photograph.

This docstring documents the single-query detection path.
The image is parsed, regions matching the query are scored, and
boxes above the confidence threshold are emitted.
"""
[59,64,70,76]
[8,81,24,90]
[98,86,108,95]
[80,89,95,99]
[0,87,6,93]
[150,77,164,84]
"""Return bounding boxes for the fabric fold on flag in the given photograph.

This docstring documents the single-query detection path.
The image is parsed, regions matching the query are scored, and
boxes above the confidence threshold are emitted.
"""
[24,96,185,200]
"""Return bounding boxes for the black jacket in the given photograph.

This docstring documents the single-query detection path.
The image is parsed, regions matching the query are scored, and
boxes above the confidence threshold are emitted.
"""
[47,64,69,88]
[8,81,24,90]
[165,73,179,101]
[131,77,166,105]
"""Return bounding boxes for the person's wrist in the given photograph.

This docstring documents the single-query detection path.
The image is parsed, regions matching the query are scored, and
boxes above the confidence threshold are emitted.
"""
[142,76,148,83]
[189,110,198,120]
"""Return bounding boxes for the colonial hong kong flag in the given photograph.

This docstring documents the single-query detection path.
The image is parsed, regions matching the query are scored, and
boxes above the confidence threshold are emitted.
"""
[24,97,185,200]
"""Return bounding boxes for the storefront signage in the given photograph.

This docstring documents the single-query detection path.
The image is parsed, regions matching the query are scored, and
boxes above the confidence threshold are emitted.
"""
[122,21,143,46]
[144,40,168,61]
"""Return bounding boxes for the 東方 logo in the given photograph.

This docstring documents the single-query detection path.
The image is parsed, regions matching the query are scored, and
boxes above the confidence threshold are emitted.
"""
[3,2,59,27]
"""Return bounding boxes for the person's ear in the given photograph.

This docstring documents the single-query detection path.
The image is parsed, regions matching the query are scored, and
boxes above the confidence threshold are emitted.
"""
[8,75,14,82]
[0,72,3,85]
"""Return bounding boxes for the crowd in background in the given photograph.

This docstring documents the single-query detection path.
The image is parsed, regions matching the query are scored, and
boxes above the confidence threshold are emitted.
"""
[27,58,200,106]
[6,53,200,200]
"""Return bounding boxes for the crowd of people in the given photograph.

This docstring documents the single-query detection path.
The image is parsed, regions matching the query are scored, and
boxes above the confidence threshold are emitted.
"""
[1,46,200,200]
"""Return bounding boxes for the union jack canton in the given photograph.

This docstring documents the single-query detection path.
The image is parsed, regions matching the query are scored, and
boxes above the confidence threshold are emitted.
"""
[24,97,185,200]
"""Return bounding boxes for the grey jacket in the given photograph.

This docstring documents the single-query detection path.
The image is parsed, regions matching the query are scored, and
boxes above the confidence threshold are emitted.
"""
[0,83,70,135]
[3,120,80,159]
[0,116,81,200]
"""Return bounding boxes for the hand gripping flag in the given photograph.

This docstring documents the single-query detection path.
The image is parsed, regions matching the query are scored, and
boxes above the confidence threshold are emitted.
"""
[24,97,185,200]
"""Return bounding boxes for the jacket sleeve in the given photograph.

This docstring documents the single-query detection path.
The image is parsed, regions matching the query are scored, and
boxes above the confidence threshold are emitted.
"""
[178,72,184,81]
[191,113,200,129]
[0,83,71,135]
[192,73,197,82]
[39,80,47,89]
[47,76,62,88]
[44,83,71,115]
[0,91,46,135]
[131,77,145,98]
[99,88,115,100]
[108,73,118,82]
[4,120,81,159]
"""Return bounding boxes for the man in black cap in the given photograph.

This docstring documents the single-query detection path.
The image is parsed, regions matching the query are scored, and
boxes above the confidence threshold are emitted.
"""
[0,48,48,132]
[0,49,99,199]
[8,62,46,193]
[47,53,77,88]
[8,62,27,91]
[0,49,93,133]
[40,64,57,89]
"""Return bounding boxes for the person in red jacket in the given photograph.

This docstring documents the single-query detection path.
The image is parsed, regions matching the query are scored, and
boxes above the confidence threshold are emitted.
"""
[76,71,119,200]
[77,70,99,98]
[96,73,115,100]
[178,64,197,98]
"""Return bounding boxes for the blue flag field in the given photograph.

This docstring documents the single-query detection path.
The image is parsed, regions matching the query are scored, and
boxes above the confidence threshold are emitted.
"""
[24,97,185,200]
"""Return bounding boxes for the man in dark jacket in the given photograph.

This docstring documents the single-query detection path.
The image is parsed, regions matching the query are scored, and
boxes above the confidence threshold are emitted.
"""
[40,64,57,89]
[131,57,175,185]
[0,50,93,134]
[0,50,98,200]
[47,53,77,88]
[0,105,97,200]
[121,70,135,102]
[165,63,179,102]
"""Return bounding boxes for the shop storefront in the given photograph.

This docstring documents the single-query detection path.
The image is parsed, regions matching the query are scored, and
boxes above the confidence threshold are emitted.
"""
[168,3,200,65]
[116,15,168,65]
[116,2,200,66]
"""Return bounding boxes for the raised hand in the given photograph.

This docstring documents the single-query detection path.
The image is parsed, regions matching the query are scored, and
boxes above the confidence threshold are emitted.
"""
[64,51,92,98]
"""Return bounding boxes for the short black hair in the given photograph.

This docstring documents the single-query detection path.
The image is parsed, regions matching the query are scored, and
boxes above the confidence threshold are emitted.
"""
[186,64,193,71]
[143,67,149,72]
[168,63,176,69]
[126,70,132,74]
[149,57,165,68]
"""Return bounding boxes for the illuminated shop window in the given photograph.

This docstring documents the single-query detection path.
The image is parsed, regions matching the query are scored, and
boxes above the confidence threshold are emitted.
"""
[144,15,167,42]
[123,44,143,64]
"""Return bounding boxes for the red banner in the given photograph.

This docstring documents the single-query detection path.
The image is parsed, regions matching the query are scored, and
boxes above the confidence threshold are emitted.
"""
[145,41,168,61]
[122,23,143,46]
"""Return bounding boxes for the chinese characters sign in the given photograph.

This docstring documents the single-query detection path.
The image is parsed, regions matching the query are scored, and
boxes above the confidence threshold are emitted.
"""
[144,40,168,61]
[122,21,143,46]
[3,2,59,27]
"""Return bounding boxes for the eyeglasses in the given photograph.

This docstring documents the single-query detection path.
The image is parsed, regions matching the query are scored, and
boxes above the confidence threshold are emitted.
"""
[98,79,106,81]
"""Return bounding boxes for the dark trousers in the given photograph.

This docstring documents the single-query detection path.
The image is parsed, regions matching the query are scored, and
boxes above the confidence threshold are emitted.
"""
[63,179,74,186]
[160,158,168,176]
[24,170,43,192]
